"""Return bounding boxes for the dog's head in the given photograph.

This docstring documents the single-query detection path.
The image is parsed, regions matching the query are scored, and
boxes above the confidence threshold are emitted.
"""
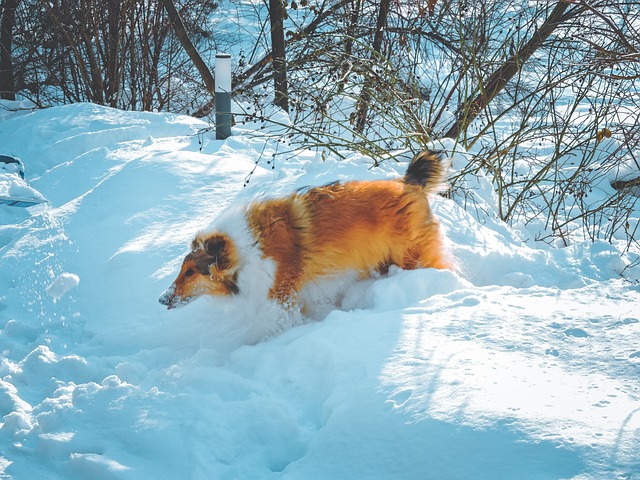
[159,233,240,309]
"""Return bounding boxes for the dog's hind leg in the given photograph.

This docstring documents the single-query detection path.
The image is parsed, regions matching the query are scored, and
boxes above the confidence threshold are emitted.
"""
[402,227,451,271]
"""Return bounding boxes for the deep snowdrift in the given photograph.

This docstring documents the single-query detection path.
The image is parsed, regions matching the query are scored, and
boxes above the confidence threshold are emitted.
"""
[0,102,639,480]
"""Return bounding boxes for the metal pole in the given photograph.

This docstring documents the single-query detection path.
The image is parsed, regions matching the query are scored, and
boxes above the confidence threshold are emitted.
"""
[215,53,232,140]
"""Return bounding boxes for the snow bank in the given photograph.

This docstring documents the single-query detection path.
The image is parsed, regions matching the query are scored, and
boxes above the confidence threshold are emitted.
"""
[0,157,46,205]
[0,102,638,480]
[0,173,45,201]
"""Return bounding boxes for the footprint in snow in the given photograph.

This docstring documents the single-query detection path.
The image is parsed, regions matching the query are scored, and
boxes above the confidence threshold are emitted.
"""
[563,327,589,338]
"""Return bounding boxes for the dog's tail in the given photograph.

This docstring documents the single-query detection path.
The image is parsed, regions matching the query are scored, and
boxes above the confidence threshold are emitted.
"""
[403,150,447,193]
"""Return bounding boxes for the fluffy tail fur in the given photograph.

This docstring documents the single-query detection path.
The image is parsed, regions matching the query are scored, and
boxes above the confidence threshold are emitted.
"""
[403,150,447,192]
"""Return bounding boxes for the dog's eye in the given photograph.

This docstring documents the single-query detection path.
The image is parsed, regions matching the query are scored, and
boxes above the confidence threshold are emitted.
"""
[185,268,195,277]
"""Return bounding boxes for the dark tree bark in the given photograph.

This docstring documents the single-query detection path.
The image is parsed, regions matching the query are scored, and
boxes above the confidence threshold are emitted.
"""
[160,0,216,100]
[444,1,576,139]
[354,0,391,133]
[611,177,640,193]
[337,0,362,94]
[269,0,288,112]
[0,0,19,100]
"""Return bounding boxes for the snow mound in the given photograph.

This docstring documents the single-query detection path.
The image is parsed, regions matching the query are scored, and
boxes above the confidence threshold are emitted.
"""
[0,102,638,480]
[0,172,46,203]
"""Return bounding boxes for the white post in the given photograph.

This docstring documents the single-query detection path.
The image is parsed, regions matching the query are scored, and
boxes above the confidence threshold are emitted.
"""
[215,53,232,140]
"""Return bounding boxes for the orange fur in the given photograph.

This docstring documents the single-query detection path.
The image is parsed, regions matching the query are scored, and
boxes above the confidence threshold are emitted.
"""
[159,150,451,310]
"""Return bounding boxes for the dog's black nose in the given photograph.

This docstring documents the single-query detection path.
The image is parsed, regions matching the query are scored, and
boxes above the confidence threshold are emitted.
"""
[158,288,174,307]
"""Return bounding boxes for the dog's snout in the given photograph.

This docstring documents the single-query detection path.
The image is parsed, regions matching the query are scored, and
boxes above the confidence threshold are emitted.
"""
[159,285,176,308]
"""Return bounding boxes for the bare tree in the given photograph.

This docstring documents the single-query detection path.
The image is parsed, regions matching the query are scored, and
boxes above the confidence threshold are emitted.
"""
[444,1,577,139]
[0,0,19,99]
[227,0,638,248]
[269,0,288,112]
[161,0,215,100]
[354,0,391,132]
[10,0,218,111]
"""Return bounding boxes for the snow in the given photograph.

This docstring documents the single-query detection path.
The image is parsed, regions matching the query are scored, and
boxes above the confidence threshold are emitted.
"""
[46,273,80,302]
[0,162,45,204]
[0,101,639,480]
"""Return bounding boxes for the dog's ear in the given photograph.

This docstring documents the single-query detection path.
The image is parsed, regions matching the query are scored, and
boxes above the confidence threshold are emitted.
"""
[203,236,226,257]
[203,235,233,271]
[192,234,227,257]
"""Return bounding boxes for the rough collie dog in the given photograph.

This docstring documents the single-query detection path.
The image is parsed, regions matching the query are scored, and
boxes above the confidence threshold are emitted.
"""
[159,150,451,311]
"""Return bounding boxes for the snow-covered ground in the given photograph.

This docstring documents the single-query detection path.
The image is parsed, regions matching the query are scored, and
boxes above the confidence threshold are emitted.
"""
[0,101,639,479]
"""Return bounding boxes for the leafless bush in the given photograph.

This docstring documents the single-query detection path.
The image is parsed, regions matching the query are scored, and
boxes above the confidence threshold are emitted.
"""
[3,0,638,250]
[231,0,639,249]
[9,0,219,112]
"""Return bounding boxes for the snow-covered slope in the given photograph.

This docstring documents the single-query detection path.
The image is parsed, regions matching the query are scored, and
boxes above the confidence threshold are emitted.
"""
[0,102,638,479]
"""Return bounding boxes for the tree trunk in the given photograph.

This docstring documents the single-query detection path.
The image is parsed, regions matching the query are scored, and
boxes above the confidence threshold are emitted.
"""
[354,0,391,133]
[337,0,362,94]
[160,0,216,100]
[444,1,574,139]
[0,0,18,100]
[194,0,354,118]
[269,0,288,112]
[611,176,640,193]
